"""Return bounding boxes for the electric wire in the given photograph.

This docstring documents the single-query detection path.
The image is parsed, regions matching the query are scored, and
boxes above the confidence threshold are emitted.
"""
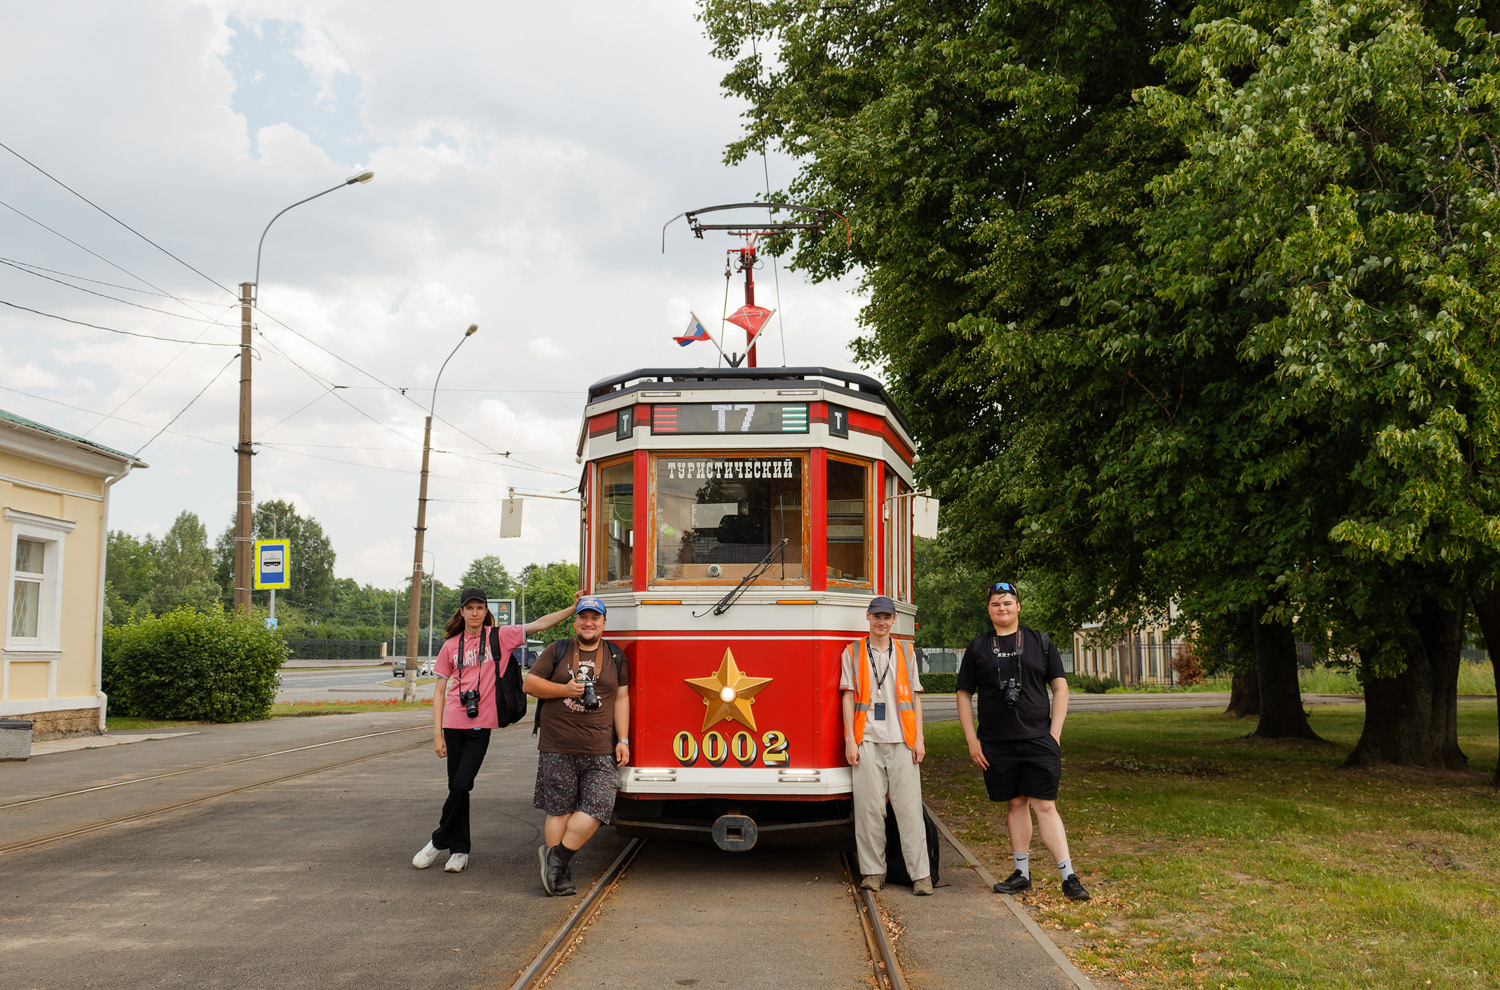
[0,140,237,297]
[134,354,239,456]
[0,298,245,348]
[0,256,226,305]
[0,383,225,450]
[0,258,240,325]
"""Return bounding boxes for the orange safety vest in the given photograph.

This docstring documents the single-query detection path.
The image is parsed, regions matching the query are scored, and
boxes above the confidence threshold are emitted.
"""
[852,637,918,749]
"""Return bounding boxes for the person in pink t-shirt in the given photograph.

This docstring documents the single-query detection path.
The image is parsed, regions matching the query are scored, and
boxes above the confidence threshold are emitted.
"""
[410,586,580,874]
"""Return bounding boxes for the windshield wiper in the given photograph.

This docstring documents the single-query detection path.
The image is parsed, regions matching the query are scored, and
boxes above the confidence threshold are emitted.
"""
[695,539,789,617]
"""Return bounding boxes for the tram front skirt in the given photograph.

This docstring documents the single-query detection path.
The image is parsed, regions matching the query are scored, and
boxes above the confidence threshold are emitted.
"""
[612,797,854,852]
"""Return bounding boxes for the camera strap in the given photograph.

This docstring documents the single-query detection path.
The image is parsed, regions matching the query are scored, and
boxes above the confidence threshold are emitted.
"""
[991,629,1024,684]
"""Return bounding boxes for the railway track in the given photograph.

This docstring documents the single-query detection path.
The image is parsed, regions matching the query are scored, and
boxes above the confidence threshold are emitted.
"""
[0,724,429,856]
[509,839,908,990]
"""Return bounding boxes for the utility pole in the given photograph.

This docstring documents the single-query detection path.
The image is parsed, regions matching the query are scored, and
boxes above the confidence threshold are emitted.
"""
[234,281,255,615]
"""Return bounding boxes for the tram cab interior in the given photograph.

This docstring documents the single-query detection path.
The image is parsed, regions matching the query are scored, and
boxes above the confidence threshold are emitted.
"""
[577,366,921,850]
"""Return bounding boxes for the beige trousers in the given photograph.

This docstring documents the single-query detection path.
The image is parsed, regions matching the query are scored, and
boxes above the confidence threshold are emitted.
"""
[853,740,930,881]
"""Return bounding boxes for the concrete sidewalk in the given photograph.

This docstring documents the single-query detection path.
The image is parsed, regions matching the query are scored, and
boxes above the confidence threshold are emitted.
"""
[1,714,1092,990]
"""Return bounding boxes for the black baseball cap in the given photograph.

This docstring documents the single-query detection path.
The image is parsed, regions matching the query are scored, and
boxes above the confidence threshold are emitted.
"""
[460,587,488,607]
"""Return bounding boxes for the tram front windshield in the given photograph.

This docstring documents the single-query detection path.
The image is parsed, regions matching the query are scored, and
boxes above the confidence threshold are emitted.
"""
[654,454,805,583]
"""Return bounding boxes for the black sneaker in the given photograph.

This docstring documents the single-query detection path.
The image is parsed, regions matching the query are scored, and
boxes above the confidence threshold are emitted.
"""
[1061,874,1091,902]
[554,860,578,896]
[538,845,557,895]
[993,869,1032,894]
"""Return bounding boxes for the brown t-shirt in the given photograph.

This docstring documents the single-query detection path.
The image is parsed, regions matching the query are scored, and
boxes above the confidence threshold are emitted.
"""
[530,637,629,756]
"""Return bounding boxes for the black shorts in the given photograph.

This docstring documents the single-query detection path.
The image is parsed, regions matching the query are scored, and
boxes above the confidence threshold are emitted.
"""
[533,752,619,823]
[981,736,1062,802]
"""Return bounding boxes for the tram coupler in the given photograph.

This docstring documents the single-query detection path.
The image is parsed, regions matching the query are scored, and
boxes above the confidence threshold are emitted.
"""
[711,814,758,852]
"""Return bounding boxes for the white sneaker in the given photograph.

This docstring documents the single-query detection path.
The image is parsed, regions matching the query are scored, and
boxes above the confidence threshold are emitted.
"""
[444,852,469,873]
[412,841,443,869]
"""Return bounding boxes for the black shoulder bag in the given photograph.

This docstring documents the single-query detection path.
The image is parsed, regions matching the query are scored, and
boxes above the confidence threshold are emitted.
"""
[488,627,529,728]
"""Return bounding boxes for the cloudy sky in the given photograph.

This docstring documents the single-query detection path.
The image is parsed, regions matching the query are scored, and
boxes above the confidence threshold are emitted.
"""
[0,1,868,595]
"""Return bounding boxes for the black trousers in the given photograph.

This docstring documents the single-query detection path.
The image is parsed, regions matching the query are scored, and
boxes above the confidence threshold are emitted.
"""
[431,728,491,854]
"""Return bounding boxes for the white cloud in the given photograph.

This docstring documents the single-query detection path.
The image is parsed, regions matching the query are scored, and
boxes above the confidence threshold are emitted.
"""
[0,0,870,588]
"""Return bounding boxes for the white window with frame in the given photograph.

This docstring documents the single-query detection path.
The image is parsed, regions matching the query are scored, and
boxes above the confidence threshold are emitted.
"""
[5,509,75,652]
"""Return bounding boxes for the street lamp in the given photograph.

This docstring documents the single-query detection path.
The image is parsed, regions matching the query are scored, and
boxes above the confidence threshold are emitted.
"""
[401,324,478,700]
[234,170,375,615]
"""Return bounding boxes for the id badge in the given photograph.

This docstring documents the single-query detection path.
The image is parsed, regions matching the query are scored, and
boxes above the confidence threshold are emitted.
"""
[873,702,887,721]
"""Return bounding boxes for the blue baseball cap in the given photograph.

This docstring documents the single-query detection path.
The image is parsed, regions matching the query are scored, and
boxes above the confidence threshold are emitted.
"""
[575,596,607,616]
[867,595,897,616]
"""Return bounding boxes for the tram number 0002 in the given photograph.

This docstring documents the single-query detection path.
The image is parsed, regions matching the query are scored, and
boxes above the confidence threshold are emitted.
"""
[672,729,789,768]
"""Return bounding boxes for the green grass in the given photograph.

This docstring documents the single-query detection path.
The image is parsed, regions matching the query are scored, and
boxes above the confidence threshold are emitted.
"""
[106,715,206,731]
[923,701,1500,989]
[1297,661,1496,696]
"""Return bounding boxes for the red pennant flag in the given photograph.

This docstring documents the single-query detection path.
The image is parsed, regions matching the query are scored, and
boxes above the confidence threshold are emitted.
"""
[724,305,774,344]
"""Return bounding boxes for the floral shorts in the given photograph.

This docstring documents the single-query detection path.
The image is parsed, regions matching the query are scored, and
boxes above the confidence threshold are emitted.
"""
[533,752,619,823]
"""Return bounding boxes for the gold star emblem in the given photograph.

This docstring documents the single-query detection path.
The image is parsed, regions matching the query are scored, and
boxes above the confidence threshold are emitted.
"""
[684,648,772,732]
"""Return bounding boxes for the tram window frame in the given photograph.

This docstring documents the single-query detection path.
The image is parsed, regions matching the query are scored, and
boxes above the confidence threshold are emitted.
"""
[825,455,872,590]
[595,455,635,588]
[648,452,809,587]
[886,474,913,603]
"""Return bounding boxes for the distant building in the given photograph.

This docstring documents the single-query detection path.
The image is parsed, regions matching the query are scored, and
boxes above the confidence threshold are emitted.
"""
[1,409,145,738]
[1072,602,1183,688]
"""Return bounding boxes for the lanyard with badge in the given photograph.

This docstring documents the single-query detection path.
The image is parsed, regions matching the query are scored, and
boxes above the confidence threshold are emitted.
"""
[871,641,894,721]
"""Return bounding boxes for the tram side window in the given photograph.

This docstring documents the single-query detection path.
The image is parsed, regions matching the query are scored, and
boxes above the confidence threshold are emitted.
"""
[597,459,633,586]
[826,458,869,586]
[654,455,805,584]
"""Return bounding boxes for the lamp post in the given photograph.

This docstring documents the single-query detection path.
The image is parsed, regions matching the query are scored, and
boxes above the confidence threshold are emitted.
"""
[401,324,478,700]
[234,170,375,615]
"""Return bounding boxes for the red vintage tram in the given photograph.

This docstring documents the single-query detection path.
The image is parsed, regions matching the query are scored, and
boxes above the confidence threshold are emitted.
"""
[576,364,923,849]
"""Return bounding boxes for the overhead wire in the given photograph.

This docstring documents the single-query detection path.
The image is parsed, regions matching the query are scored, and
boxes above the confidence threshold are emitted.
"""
[0,140,237,297]
[0,256,226,305]
[0,258,241,325]
[0,298,246,349]
[0,142,561,472]
[134,354,240,456]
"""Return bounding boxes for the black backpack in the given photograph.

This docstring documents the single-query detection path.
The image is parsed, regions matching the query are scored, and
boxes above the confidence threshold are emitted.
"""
[883,802,941,887]
[487,628,529,728]
[531,638,627,736]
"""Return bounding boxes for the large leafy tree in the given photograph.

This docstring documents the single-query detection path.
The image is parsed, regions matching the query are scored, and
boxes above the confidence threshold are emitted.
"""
[154,511,220,613]
[701,0,1500,767]
[518,561,581,644]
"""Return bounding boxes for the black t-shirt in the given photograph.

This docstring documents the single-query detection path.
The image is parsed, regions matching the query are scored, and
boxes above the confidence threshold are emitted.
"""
[955,626,1065,741]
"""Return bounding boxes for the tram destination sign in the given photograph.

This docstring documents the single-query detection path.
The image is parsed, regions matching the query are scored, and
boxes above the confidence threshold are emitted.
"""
[651,402,809,436]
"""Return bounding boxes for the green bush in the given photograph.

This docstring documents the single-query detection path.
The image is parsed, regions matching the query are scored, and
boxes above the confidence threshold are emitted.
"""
[922,672,958,694]
[1067,672,1122,694]
[103,607,289,722]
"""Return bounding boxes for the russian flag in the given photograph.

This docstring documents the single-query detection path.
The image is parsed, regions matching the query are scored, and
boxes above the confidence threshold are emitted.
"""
[673,312,712,347]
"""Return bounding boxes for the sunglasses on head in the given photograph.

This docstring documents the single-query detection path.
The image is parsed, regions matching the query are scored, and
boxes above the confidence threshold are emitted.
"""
[989,582,1017,594]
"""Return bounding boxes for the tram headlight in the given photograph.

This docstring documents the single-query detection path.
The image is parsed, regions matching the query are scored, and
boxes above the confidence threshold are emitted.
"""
[720,686,737,703]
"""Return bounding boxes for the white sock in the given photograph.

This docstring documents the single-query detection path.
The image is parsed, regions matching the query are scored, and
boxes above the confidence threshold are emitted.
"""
[1013,851,1030,879]
[1056,857,1074,879]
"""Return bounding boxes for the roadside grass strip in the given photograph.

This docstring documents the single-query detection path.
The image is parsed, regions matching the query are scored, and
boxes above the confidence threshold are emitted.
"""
[271,699,433,716]
[922,702,1500,989]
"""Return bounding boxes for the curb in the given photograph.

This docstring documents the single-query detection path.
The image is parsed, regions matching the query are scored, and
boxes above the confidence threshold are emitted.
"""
[924,802,1097,990]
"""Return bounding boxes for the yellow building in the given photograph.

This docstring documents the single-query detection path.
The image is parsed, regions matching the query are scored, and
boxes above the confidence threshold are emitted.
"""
[2,409,145,738]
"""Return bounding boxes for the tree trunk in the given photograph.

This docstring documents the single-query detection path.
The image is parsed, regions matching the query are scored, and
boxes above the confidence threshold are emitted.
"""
[1469,586,1500,788]
[1252,599,1321,740]
[1225,670,1259,717]
[1345,595,1467,769]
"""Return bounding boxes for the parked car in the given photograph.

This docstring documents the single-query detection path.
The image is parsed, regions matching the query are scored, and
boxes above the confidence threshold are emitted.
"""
[418,660,434,676]
[391,660,406,677]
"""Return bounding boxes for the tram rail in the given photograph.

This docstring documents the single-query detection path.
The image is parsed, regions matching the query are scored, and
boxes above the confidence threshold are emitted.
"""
[508,838,908,990]
[0,724,429,857]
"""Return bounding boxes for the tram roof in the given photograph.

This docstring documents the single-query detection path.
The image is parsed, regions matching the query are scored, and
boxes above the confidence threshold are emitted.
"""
[585,366,912,435]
